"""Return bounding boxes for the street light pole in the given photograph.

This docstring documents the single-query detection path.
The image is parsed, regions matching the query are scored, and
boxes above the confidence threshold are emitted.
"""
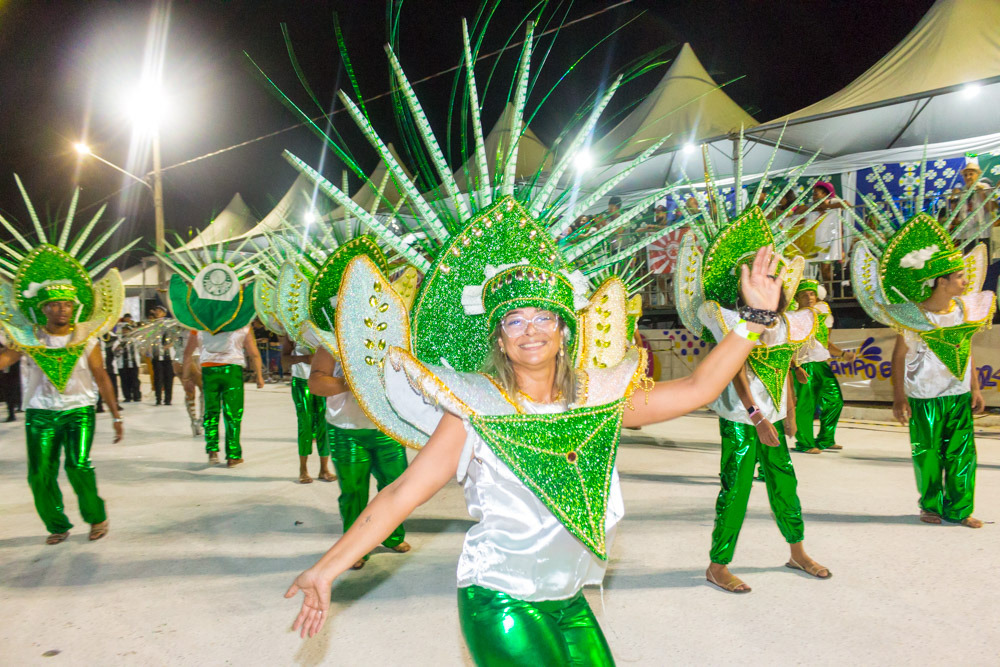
[150,131,167,289]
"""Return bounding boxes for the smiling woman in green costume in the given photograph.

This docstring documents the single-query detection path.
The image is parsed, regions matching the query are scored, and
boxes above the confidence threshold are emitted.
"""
[258,7,789,662]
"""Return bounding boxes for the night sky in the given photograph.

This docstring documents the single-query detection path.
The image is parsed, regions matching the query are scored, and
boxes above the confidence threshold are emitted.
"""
[0,0,936,266]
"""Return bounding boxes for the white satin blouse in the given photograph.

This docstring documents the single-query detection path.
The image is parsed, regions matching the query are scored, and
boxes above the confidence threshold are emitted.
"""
[902,304,971,399]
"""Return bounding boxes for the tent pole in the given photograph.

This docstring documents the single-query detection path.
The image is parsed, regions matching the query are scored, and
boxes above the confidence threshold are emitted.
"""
[886,98,932,149]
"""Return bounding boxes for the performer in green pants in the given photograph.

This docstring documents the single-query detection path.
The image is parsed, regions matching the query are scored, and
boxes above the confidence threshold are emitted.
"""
[0,182,130,544]
[846,173,994,529]
[309,346,410,569]
[890,253,988,528]
[282,337,334,484]
[182,325,264,467]
[790,279,855,453]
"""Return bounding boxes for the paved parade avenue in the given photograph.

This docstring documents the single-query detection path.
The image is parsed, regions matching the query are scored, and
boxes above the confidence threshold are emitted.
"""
[1,380,998,666]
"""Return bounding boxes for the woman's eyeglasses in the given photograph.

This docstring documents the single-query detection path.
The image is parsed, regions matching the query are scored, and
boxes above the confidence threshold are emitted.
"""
[501,313,558,337]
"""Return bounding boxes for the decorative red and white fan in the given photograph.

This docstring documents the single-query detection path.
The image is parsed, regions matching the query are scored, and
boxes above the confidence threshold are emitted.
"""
[646,228,686,274]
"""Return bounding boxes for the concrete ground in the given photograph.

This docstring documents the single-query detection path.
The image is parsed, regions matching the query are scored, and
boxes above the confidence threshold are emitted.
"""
[1,380,997,666]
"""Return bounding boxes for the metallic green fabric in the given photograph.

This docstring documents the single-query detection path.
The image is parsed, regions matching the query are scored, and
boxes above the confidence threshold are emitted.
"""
[25,406,106,534]
[470,401,624,559]
[710,418,804,565]
[793,361,844,451]
[201,364,244,458]
[331,426,407,550]
[457,585,615,667]
[907,393,977,522]
[291,377,328,456]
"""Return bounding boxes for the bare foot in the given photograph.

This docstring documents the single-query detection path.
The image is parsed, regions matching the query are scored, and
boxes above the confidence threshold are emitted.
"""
[960,516,983,529]
[919,510,942,524]
[706,564,751,593]
[299,471,313,484]
[46,531,70,545]
[89,520,110,541]
[392,541,411,553]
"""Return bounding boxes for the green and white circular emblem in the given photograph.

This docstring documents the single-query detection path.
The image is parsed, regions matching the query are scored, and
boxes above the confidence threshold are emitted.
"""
[193,263,239,302]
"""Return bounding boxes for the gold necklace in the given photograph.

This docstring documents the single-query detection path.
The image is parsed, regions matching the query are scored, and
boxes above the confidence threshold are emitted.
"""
[516,387,564,404]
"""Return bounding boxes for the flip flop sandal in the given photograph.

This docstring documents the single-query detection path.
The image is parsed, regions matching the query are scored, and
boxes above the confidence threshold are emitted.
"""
[705,567,751,593]
[89,521,109,541]
[919,510,942,525]
[46,532,70,545]
[785,558,831,579]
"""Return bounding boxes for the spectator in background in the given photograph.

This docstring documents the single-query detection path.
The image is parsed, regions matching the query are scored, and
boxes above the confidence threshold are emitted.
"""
[946,156,999,255]
[799,182,849,288]
[0,342,20,422]
[149,305,175,406]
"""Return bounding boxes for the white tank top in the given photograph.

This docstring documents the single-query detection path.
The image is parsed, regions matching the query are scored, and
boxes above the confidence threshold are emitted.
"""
[21,334,99,411]
[291,343,311,380]
[199,326,249,367]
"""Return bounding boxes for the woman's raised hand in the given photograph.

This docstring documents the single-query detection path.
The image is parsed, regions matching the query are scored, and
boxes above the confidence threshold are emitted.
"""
[739,245,785,312]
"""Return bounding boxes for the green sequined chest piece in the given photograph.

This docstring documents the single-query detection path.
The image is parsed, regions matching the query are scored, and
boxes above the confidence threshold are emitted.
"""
[918,322,983,379]
[27,344,88,392]
[469,400,624,559]
[748,343,800,407]
[815,318,830,347]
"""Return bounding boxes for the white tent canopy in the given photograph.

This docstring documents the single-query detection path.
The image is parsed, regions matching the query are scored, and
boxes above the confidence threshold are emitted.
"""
[120,260,167,288]
[174,193,258,251]
[595,43,758,162]
[575,43,808,195]
[747,0,1000,156]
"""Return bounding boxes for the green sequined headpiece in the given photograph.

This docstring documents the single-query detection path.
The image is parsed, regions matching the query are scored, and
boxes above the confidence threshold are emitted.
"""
[0,176,134,390]
[36,282,79,306]
[482,265,579,352]
[158,234,258,334]
[673,137,821,338]
[795,279,819,296]
[850,156,997,345]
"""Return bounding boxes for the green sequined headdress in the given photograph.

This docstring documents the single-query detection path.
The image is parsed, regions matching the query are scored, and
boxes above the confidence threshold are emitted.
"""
[250,13,693,558]
[0,175,135,390]
[850,157,998,377]
[796,278,820,296]
[158,234,257,335]
[674,136,823,341]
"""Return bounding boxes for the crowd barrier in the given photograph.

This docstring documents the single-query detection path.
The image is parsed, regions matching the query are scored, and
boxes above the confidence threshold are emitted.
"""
[641,325,1000,407]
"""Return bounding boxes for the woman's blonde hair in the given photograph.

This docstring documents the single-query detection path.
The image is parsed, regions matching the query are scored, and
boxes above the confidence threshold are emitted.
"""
[481,318,578,404]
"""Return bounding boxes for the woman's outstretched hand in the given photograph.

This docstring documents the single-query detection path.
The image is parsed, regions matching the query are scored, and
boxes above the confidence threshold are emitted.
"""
[739,245,785,312]
[285,567,333,639]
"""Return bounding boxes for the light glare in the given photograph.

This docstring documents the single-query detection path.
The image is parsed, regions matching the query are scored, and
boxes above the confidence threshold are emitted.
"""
[682,143,697,155]
[573,149,595,173]
[961,83,981,99]
[74,142,92,156]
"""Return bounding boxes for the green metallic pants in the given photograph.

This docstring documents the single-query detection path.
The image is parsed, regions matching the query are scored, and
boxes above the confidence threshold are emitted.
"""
[291,377,329,456]
[201,364,244,458]
[908,393,977,522]
[331,425,407,550]
[457,585,615,667]
[710,418,805,564]
[793,361,844,451]
[25,406,107,534]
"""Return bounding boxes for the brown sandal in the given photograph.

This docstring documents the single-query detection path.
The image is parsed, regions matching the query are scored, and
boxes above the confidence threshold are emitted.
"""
[705,567,751,593]
[919,510,942,524]
[960,516,983,529]
[299,472,313,484]
[89,520,110,542]
[46,531,70,545]
[351,559,366,570]
[826,443,843,450]
[317,471,337,482]
[785,557,831,579]
[392,541,411,553]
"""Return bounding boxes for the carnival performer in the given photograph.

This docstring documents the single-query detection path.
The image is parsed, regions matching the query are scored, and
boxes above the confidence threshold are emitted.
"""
[269,232,417,566]
[790,279,855,453]
[269,17,789,660]
[674,152,835,593]
[0,178,135,544]
[851,160,997,528]
[159,237,263,465]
